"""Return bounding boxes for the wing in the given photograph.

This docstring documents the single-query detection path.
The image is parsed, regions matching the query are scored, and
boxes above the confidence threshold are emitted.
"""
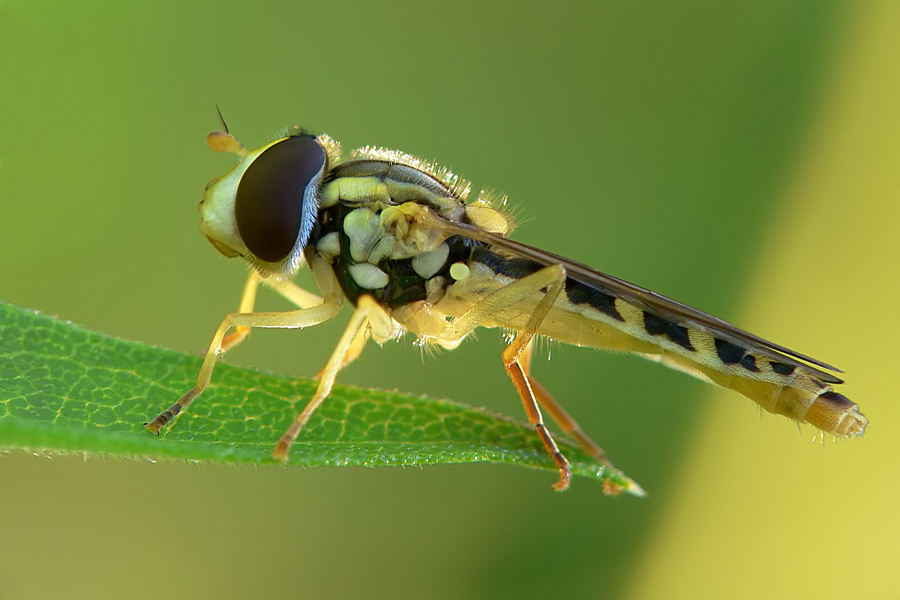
[433,215,844,385]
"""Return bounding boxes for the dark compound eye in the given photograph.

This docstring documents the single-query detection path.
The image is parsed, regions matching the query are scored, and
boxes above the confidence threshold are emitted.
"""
[235,135,326,263]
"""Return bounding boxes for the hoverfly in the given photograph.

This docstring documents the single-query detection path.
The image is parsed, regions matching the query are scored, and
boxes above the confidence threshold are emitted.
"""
[146,119,867,495]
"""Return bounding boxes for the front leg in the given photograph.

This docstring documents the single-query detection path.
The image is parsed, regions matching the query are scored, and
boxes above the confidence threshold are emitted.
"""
[272,294,396,461]
[145,296,343,434]
[145,257,343,435]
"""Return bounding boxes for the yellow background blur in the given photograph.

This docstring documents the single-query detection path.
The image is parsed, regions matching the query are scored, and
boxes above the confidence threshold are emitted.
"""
[0,1,895,598]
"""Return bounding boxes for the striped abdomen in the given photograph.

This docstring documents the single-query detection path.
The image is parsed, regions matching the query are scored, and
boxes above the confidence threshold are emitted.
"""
[459,250,867,438]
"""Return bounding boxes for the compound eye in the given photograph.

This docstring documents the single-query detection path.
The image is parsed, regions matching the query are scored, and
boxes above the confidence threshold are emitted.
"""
[235,135,326,263]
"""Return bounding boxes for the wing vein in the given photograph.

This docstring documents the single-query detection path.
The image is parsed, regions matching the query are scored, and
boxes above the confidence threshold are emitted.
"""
[432,215,843,383]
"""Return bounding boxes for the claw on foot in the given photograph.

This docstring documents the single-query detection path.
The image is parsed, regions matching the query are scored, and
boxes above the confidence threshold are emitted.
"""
[551,466,572,492]
[271,440,291,463]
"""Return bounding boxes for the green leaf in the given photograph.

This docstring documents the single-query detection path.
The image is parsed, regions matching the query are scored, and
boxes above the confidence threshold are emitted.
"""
[0,302,642,495]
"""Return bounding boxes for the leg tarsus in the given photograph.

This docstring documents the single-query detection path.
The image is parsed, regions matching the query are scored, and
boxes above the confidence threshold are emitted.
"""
[526,373,615,470]
[144,260,342,439]
[553,471,572,492]
[145,386,202,433]
[536,424,572,491]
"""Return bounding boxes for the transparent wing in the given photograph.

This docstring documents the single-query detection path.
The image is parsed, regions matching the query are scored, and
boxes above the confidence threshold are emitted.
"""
[435,216,844,384]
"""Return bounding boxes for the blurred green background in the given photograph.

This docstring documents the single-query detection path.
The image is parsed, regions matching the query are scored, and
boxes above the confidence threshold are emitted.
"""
[1,1,897,598]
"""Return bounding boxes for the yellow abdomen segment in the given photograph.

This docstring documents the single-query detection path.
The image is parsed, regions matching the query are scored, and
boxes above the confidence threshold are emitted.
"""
[489,282,866,438]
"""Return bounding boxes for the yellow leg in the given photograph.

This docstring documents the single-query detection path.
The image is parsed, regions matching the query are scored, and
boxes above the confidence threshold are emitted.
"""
[266,277,324,310]
[272,295,395,461]
[219,270,262,353]
[442,264,574,490]
[325,324,370,375]
[219,271,326,352]
[145,257,342,434]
